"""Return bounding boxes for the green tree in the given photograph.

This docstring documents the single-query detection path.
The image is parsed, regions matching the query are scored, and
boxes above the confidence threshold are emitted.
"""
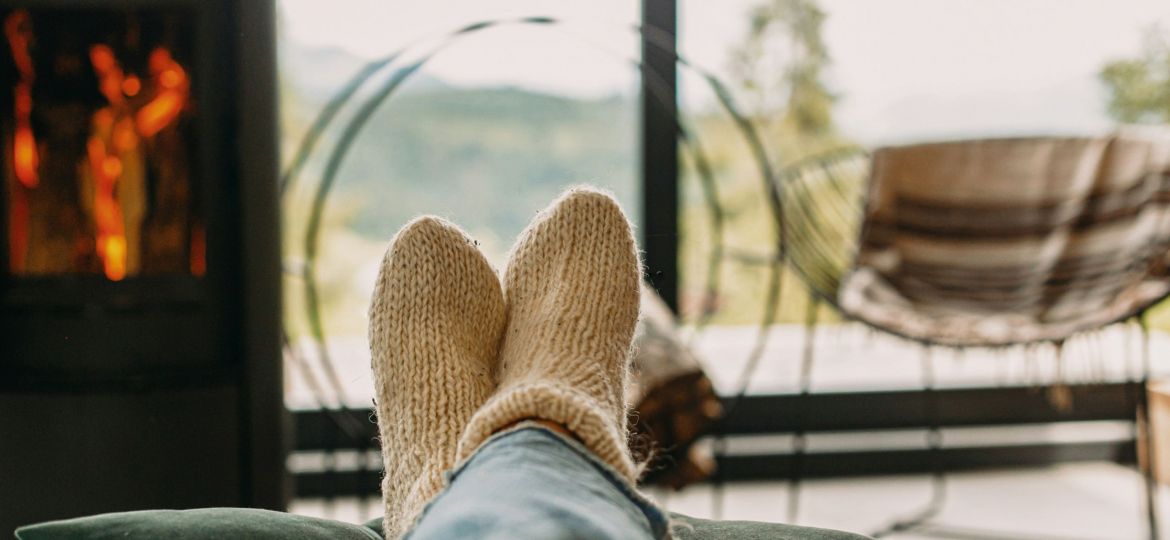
[675,0,850,324]
[730,0,836,143]
[1080,26,1170,333]
[1100,26,1170,123]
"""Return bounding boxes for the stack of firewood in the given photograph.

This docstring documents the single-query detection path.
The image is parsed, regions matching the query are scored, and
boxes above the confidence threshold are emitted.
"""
[629,285,723,489]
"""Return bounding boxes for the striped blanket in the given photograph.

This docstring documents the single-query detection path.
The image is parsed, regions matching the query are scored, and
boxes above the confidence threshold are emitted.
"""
[838,130,1170,346]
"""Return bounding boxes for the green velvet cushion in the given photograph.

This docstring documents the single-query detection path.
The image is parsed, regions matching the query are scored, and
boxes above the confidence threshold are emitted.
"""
[16,508,868,540]
[14,508,381,540]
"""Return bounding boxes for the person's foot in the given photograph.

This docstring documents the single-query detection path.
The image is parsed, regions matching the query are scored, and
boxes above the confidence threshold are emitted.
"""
[455,188,642,480]
[369,216,506,539]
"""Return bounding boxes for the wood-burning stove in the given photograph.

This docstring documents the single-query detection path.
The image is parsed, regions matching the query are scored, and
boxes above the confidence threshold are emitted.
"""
[0,0,283,531]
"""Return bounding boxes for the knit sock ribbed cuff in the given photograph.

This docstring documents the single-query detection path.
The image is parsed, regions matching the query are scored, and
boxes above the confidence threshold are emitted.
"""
[455,382,638,482]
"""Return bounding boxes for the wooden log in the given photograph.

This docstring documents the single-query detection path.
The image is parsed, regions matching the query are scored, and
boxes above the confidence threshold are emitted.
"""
[630,283,722,489]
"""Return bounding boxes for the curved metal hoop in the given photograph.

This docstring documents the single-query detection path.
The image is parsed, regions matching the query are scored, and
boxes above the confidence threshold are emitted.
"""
[280,17,787,408]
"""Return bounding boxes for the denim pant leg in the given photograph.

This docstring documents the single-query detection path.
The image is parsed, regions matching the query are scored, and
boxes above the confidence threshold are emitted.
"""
[404,426,669,540]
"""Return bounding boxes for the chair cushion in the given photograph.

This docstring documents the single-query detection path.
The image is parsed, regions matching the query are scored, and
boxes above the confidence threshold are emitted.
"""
[840,131,1170,346]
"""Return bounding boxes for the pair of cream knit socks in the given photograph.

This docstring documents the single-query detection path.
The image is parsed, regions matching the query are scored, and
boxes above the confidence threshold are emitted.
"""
[369,188,642,539]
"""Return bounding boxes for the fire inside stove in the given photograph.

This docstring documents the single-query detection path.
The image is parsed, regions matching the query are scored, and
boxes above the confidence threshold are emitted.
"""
[2,8,200,281]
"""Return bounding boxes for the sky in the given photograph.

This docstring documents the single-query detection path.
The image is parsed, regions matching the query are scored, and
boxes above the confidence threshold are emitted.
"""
[278,0,1170,144]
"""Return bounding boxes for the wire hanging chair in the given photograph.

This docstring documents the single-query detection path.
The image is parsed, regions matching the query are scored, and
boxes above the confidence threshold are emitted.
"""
[774,134,1170,538]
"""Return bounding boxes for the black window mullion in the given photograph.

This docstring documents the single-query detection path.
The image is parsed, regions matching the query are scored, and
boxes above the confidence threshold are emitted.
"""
[640,0,680,312]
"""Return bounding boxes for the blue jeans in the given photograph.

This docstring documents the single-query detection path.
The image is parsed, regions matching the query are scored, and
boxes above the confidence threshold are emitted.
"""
[404,425,670,540]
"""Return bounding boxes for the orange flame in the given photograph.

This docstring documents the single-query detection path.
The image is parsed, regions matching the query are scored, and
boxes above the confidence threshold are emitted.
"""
[87,44,131,281]
[6,11,38,189]
[90,44,124,106]
[122,75,141,97]
[84,44,189,280]
[103,236,127,280]
[86,135,126,281]
[137,48,188,138]
[5,10,35,273]
[13,113,38,188]
[4,11,33,75]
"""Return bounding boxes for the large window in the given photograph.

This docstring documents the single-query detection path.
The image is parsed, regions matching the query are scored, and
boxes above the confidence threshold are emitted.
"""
[277,1,1170,531]
[276,0,1170,400]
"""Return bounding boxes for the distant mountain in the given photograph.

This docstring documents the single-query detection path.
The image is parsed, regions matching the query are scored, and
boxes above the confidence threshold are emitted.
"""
[278,38,451,103]
[327,86,639,245]
[278,42,640,252]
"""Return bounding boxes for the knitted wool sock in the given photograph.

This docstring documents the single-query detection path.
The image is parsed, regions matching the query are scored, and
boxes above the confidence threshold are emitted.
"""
[456,188,642,481]
[369,216,506,539]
